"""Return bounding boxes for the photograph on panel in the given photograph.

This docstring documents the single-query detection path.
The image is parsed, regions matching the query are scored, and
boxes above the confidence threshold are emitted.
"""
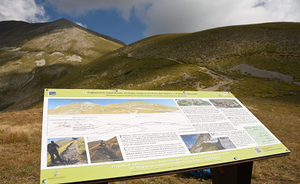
[87,135,124,163]
[47,137,88,167]
[180,133,236,153]
[209,99,242,108]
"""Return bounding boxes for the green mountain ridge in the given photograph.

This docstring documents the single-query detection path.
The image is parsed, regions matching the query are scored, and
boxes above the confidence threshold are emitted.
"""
[0,18,127,47]
[3,22,300,112]
[0,18,125,111]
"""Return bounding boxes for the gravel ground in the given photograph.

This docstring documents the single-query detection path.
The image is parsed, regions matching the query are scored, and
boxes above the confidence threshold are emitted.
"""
[53,142,87,166]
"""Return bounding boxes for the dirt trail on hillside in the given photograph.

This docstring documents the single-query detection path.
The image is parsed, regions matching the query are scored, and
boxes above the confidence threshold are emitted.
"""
[197,66,234,91]
[167,58,185,64]
[167,58,234,90]
[53,142,87,166]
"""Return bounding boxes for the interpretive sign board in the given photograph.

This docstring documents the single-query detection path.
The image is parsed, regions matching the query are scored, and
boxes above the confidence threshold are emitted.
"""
[40,89,289,183]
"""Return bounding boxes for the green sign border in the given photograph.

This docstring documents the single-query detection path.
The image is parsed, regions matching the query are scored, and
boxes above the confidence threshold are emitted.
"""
[44,89,236,98]
[40,144,289,183]
[40,89,289,184]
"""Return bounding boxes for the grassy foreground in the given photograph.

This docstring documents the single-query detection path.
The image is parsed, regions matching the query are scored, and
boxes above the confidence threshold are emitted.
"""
[0,96,299,183]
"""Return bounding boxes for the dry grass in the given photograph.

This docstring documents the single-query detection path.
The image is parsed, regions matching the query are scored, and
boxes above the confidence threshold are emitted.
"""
[238,96,300,184]
[0,109,42,184]
[0,96,299,183]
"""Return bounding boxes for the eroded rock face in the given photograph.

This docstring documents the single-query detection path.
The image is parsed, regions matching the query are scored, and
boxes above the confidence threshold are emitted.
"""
[66,55,82,62]
[35,59,46,66]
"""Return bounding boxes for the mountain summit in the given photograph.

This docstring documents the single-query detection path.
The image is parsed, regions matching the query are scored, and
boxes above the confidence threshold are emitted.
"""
[0,18,126,47]
[0,18,125,111]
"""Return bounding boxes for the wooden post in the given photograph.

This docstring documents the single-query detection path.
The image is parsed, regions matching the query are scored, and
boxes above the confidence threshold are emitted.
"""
[211,161,253,184]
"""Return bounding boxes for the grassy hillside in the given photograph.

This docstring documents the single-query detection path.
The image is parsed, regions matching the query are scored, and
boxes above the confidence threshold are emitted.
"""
[123,22,300,75]
[0,18,125,111]
[6,22,300,112]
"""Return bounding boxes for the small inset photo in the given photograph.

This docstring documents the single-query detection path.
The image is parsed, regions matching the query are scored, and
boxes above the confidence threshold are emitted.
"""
[209,99,242,108]
[87,135,124,163]
[175,99,212,106]
[180,133,236,153]
[47,137,88,167]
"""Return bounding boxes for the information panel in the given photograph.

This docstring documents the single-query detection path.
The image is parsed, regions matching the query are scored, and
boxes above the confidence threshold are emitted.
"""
[40,89,289,183]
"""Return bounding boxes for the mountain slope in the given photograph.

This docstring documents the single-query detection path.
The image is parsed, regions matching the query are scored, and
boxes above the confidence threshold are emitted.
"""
[52,22,300,90]
[0,18,125,111]
[4,22,300,112]
[0,18,126,47]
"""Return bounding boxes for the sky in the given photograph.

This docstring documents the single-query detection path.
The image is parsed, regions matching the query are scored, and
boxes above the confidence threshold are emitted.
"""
[1,0,300,44]
[47,137,81,144]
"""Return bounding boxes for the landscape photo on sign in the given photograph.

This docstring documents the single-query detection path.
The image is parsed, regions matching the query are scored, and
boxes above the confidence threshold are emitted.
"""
[209,99,242,108]
[48,98,179,114]
[46,97,193,136]
[180,133,236,153]
[47,137,88,167]
[175,99,212,106]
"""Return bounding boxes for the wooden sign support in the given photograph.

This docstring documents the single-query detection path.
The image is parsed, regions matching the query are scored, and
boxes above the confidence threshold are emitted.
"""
[211,162,253,184]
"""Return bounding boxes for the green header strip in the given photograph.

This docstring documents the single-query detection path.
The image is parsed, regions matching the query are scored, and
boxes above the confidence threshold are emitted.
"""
[44,89,235,98]
[40,144,289,184]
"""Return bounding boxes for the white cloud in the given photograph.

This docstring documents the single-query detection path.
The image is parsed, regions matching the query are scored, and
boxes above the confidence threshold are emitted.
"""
[141,0,300,36]
[45,0,300,36]
[0,0,47,22]
[75,22,87,28]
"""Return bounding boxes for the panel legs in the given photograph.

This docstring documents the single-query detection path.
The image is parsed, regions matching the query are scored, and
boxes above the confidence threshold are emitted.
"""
[211,161,253,184]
